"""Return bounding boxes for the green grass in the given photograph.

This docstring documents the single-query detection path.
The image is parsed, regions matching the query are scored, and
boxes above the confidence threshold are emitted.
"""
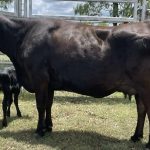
[0,54,10,62]
[0,91,148,150]
[0,54,12,69]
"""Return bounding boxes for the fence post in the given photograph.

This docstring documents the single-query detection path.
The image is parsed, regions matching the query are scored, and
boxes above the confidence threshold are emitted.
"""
[29,0,32,18]
[133,0,138,21]
[15,0,23,17]
[141,0,147,21]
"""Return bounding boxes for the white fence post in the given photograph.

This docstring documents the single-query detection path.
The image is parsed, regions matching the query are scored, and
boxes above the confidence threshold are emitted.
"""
[133,0,138,21]
[141,0,147,21]
[24,0,30,17]
[16,0,23,17]
[29,0,32,17]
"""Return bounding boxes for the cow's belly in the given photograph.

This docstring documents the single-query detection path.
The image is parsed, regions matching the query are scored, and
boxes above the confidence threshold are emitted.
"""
[52,64,137,98]
[52,69,117,98]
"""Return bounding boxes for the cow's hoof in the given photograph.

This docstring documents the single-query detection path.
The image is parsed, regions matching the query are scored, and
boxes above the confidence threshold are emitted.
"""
[45,126,52,132]
[17,112,22,117]
[35,129,45,137]
[2,120,7,127]
[130,134,143,142]
[6,111,10,117]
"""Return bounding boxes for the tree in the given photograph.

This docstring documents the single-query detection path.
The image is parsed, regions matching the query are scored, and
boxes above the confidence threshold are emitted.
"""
[74,0,150,21]
[0,0,13,9]
[74,2,110,16]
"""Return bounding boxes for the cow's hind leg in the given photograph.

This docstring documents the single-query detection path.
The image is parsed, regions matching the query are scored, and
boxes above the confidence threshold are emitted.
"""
[137,93,150,149]
[14,89,22,117]
[131,94,146,142]
[145,109,150,149]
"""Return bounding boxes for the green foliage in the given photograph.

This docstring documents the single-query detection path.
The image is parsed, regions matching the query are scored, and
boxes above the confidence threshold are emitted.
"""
[74,0,150,17]
[74,2,109,16]
[118,3,133,17]
[0,0,13,9]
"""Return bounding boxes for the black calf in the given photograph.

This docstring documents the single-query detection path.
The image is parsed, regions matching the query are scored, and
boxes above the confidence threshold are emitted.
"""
[123,93,133,101]
[0,66,21,127]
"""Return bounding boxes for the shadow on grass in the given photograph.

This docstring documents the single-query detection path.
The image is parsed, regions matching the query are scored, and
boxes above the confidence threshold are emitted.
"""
[53,96,133,105]
[0,115,32,130]
[19,90,133,105]
[0,129,144,150]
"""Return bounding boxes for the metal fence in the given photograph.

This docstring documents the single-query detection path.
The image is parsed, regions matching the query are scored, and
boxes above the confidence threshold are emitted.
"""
[0,0,141,22]
[28,0,139,23]
[1,0,149,22]
[0,0,147,23]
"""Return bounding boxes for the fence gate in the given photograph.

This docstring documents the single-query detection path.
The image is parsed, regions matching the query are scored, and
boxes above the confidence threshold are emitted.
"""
[27,0,139,23]
[0,0,149,23]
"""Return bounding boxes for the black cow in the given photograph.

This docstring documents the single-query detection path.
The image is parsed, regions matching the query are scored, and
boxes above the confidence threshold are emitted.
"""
[0,66,21,127]
[0,15,150,148]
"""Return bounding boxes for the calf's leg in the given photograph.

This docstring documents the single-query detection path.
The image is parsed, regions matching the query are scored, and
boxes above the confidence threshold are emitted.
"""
[14,90,22,117]
[2,90,11,127]
[6,92,13,117]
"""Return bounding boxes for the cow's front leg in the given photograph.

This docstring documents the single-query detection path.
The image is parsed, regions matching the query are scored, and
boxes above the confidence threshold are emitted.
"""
[45,89,54,132]
[131,94,146,142]
[35,84,49,137]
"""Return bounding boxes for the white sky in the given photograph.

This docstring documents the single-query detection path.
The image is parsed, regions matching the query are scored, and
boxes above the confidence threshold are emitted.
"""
[1,0,110,16]
[32,0,84,16]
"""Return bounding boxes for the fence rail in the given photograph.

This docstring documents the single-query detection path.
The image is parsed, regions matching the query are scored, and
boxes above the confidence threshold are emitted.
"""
[0,0,145,22]
[28,0,138,23]
[31,15,137,23]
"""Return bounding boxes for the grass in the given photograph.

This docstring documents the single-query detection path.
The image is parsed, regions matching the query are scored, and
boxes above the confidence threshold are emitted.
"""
[0,54,10,62]
[0,91,148,150]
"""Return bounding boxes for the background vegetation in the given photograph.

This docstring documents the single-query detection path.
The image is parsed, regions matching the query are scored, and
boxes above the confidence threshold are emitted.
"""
[74,0,150,18]
[0,0,12,9]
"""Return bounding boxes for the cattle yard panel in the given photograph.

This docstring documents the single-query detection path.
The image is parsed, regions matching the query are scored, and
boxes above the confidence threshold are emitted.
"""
[0,0,22,17]
[0,0,148,23]
[28,0,138,23]
[141,0,147,21]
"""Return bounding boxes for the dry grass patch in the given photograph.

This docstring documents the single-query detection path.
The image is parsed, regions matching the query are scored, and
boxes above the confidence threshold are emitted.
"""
[0,91,148,150]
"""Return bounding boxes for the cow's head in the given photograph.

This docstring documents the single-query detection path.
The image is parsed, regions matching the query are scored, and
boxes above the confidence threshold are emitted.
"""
[108,30,150,51]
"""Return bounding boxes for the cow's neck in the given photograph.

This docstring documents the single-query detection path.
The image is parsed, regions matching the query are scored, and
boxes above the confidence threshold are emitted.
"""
[0,16,26,60]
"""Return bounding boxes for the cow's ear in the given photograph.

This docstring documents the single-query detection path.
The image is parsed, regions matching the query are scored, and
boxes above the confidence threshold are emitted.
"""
[95,29,110,41]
